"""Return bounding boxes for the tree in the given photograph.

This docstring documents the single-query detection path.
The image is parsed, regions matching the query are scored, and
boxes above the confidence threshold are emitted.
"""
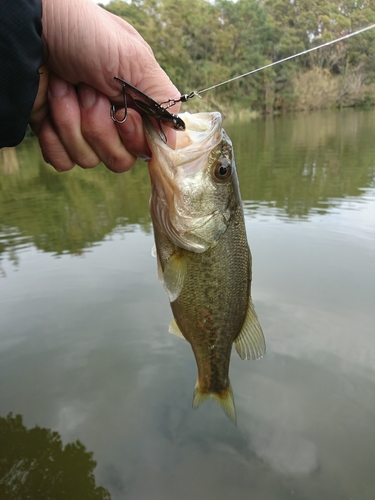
[102,0,375,110]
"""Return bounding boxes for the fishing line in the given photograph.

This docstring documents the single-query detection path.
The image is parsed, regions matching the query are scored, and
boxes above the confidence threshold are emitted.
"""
[112,23,375,138]
[193,23,375,97]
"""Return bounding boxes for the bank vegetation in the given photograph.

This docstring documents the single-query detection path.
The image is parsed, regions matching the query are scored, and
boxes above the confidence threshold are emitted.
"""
[102,0,375,116]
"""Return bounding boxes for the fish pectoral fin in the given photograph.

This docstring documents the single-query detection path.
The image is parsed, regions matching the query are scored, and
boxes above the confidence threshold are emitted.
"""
[156,252,164,283]
[168,318,186,340]
[163,252,187,302]
[234,299,266,360]
[192,382,236,425]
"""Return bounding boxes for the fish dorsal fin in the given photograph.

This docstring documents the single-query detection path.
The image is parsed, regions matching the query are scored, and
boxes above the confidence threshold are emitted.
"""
[234,299,266,360]
[168,318,185,339]
[163,252,187,302]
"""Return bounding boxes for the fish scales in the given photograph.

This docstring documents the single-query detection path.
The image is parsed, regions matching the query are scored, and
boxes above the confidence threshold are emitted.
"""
[154,211,249,386]
[145,112,265,423]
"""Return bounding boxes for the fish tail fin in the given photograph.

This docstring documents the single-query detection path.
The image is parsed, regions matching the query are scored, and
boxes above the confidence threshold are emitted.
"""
[192,381,237,425]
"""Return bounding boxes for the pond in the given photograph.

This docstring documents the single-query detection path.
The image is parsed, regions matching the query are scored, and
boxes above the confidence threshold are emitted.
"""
[1,108,374,499]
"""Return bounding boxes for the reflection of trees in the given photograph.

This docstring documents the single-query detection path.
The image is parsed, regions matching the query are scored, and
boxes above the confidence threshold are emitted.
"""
[227,109,375,218]
[0,139,151,260]
[1,109,375,261]
[0,413,110,500]
[0,148,19,175]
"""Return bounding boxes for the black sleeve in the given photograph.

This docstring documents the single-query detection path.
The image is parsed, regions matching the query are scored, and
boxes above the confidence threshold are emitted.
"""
[0,0,43,148]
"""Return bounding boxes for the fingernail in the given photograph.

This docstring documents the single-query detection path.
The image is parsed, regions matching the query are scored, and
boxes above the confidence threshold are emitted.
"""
[49,77,69,98]
[79,85,97,109]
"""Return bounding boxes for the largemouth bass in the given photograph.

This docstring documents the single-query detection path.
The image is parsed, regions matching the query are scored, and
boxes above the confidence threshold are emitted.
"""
[145,112,265,423]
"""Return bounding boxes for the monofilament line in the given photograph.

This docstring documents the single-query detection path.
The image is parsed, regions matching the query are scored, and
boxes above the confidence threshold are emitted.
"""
[196,24,375,95]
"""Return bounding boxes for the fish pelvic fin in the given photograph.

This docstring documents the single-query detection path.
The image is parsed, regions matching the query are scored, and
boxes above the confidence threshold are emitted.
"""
[234,299,266,360]
[192,381,237,425]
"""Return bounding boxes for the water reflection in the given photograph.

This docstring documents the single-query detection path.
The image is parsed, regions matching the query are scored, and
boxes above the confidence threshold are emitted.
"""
[1,109,374,263]
[0,139,152,260]
[0,148,19,175]
[226,108,375,218]
[0,413,110,499]
[0,109,374,499]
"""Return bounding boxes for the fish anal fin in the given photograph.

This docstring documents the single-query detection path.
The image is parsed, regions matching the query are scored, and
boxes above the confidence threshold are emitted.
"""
[168,318,186,340]
[163,252,187,302]
[192,381,237,425]
[234,299,266,360]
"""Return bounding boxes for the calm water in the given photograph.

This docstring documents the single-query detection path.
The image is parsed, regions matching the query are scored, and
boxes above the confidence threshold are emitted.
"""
[1,109,374,499]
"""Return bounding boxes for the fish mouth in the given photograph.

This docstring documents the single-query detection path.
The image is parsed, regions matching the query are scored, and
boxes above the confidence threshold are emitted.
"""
[144,111,223,173]
[145,112,224,198]
[173,112,223,152]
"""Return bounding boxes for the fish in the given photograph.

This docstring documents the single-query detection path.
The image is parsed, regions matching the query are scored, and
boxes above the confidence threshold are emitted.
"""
[144,112,265,424]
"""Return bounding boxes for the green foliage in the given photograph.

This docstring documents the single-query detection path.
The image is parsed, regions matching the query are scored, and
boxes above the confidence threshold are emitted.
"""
[103,0,375,111]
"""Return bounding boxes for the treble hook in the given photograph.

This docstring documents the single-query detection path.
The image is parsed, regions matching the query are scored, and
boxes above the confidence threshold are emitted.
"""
[110,82,128,123]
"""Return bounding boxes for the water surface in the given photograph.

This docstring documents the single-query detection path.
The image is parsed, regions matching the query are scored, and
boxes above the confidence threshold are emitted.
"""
[1,108,374,499]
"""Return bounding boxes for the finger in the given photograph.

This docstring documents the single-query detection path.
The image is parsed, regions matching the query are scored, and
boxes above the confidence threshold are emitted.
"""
[48,74,100,169]
[78,84,147,172]
[112,106,177,153]
[29,65,50,137]
[115,109,152,161]
[38,117,75,172]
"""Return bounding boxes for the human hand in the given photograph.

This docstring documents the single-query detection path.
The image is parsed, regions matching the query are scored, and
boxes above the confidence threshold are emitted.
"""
[30,0,181,172]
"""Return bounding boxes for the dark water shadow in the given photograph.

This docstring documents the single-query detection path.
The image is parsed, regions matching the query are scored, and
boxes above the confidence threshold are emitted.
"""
[0,413,110,499]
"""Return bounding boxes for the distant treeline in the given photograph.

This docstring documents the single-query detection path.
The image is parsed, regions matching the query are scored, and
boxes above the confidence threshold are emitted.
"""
[103,0,375,114]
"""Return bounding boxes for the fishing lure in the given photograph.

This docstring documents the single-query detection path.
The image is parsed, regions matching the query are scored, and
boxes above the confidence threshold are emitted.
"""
[110,76,185,143]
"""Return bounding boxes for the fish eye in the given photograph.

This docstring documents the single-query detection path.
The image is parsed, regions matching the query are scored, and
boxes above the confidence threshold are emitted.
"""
[213,158,232,181]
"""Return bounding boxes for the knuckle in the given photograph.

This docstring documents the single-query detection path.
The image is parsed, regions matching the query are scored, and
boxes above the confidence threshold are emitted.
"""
[105,153,136,173]
[49,158,75,172]
[75,151,101,170]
